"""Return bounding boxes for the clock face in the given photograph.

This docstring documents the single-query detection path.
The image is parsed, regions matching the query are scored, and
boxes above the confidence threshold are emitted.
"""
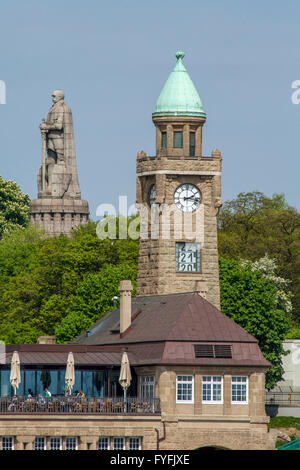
[173,184,201,212]
[149,184,156,205]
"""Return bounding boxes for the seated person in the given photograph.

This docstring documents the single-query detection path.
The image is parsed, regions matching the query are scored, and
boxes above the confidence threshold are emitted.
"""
[37,394,45,405]
[44,387,52,398]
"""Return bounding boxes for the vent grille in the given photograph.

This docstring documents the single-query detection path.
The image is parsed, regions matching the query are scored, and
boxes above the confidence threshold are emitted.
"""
[214,344,232,358]
[194,344,214,358]
[194,344,232,359]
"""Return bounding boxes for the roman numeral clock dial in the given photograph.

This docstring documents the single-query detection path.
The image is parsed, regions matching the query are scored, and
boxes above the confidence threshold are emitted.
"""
[173,184,201,212]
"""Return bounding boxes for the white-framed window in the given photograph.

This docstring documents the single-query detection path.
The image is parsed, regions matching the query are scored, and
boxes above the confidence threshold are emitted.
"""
[129,437,141,450]
[2,436,14,450]
[34,437,46,450]
[202,376,223,404]
[140,375,155,399]
[176,375,194,403]
[98,437,110,450]
[65,437,78,450]
[231,376,248,404]
[113,437,125,450]
[50,437,62,451]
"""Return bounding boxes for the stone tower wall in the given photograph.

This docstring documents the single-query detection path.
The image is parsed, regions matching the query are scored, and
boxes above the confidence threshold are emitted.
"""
[136,116,222,309]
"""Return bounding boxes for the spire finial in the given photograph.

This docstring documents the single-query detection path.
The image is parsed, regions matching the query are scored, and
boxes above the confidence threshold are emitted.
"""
[175,51,185,61]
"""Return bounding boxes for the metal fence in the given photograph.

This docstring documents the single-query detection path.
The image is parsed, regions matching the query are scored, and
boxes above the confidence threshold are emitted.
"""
[265,391,300,406]
[0,396,161,415]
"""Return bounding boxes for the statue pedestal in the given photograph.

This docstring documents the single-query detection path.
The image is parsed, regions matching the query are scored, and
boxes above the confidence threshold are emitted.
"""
[30,198,89,236]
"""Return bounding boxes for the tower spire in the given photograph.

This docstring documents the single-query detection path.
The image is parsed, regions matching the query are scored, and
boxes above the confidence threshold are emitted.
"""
[153,51,206,118]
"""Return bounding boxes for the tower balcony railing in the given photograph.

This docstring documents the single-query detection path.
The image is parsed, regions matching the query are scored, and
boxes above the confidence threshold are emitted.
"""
[138,154,214,161]
[0,396,161,415]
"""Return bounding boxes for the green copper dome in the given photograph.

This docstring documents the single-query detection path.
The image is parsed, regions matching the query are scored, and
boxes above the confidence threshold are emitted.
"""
[153,51,206,118]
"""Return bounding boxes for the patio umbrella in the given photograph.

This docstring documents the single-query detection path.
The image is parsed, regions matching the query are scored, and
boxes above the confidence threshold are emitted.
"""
[10,351,21,395]
[119,352,132,410]
[41,369,51,389]
[65,352,75,394]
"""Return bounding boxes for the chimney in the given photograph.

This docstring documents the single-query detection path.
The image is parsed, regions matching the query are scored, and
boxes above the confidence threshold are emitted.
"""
[37,336,56,344]
[118,280,133,335]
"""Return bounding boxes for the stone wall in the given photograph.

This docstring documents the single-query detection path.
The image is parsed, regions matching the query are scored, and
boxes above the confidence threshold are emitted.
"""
[30,198,89,236]
[0,413,274,450]
[136,149,222,309]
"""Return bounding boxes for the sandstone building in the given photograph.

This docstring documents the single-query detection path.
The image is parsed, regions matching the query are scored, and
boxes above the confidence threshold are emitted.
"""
[0,53,276,450]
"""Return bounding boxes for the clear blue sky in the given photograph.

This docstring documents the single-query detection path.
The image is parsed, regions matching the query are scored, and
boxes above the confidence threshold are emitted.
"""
[1,0,300,218]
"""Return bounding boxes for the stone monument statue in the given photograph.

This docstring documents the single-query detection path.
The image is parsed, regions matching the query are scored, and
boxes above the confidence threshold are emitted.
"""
[30,90,89,236]
[38,89,81,199]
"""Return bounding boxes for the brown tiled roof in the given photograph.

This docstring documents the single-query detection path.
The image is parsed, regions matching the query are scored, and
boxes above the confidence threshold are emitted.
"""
[4,344,137,366]
[74,292,257,345]
[160,341,268,366]
[73,292,270,368]
[4,351,124,366]
[3,293,270,368]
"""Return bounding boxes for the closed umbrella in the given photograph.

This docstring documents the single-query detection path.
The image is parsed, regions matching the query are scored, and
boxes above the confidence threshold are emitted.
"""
[41,369,51,389]
[65,352,75,394]
[10,351,21,396]
[119,352,132,411]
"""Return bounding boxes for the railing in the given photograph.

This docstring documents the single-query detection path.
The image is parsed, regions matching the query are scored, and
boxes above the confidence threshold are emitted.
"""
[0,396,161,415]
[265,391,300,406]
[139,155,213,160]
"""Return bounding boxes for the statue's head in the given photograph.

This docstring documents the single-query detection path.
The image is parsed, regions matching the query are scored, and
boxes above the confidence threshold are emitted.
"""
[51,89,65,103]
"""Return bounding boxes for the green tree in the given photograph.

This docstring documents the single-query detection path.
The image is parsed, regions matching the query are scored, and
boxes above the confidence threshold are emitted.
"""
[218,191,300,322]
[241,255,293,315]
[219,257,291,389]
[0,226,42,297]
[37,294,75,335]
[55,263,137,343]
[0,222,138,343]
[0,175,30,238]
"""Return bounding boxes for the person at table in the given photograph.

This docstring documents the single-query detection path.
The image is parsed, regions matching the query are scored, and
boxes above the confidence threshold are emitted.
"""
[37,394,45,407]
[26,389,34,403]
[8,395,18,411]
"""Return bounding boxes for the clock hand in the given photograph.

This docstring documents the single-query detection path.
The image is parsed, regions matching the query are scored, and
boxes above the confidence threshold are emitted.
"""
[183,196,200,201]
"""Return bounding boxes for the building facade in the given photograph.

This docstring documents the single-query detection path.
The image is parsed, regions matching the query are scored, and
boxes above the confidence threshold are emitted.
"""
[0,290,273,450]
[0,53,277,450]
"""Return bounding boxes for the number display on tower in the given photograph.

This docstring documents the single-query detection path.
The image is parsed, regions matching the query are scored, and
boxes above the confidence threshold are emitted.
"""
[176,242,201,272]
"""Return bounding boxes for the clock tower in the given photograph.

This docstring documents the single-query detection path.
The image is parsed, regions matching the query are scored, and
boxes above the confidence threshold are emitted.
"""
[136,52,222,309]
